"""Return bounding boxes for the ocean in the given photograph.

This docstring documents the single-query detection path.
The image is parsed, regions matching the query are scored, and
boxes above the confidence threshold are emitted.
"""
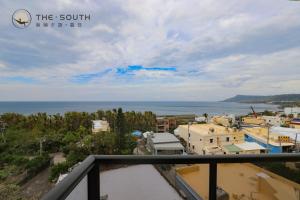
[0,101,279,116]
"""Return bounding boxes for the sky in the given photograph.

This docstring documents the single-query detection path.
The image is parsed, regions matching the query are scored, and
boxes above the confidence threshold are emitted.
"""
[0,0,300,101]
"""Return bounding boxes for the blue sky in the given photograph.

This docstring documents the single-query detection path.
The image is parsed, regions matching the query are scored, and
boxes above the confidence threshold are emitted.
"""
[0,0,300,101]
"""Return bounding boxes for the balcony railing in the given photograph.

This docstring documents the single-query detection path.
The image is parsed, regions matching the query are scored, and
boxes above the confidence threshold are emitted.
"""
[42,154,300,200]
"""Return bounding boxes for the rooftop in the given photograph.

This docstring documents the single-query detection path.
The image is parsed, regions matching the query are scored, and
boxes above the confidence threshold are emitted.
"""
[92,120,109,129]
[179,123,240,136]
[223,144,242,153]
[291,118,300,124]
[151,132,180,144]
[235,142,266,151]
[271,126,300,142]
[243,127,295,146]
[153,142,184,150]
[176,163,300,200]
[100,165,182,200]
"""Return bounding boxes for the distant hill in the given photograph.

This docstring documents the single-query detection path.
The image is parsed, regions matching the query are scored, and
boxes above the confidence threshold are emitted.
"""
[223,94,300,103]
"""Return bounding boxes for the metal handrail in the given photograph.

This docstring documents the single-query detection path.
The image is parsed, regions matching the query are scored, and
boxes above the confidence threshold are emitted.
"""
[42,154,300,200]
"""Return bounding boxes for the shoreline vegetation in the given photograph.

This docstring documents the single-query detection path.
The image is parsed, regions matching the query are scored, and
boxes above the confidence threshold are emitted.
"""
[0,108,156,199]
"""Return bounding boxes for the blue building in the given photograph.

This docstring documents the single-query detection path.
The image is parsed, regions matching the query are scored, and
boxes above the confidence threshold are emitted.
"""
[244,134,283,153]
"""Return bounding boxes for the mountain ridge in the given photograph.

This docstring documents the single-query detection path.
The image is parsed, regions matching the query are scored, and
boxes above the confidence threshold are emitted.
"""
[223,94,300,103]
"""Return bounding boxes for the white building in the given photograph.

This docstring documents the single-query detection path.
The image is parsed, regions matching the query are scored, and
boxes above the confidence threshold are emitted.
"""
[284,107,300,117]
[92,120,110,133]
[271,126,300,144]
[235,142,266,154]
[195,116,207,122]
[176,124,244,155]
[262,116,284,126]
[147,133,184,155]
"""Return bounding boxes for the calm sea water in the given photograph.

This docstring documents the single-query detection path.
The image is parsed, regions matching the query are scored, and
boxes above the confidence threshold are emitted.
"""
[0,101,279,116]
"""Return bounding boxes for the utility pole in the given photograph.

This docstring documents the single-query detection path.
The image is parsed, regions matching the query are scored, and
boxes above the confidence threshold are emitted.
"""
[188,121,192,153]
[39,137,46,156]
[266,123,270,153]
[295,133,299,152]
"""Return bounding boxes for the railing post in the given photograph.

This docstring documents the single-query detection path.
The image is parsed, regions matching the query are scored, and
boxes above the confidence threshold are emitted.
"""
[209,162,217,200]
[88,164,99,200]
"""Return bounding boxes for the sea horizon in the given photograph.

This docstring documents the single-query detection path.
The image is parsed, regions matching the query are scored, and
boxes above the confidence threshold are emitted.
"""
[0,101,279,116]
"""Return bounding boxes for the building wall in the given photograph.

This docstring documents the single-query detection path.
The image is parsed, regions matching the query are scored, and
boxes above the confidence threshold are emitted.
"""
[290,124,300,129]
[156,118,177,133]
[240,149,261,154]
[262,116,283,126]
[155,149,184,155]
[284,107,300,117]
[242,117,265,125]
[177,125,244,155]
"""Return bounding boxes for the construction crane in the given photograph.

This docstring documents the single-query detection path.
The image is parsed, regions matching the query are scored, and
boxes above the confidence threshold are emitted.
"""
[250,106,258,118]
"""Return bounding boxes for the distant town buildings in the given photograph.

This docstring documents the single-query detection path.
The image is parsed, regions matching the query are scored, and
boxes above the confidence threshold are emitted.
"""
[211,115,235,127]
[271,126,300,143]
[262,115,284,126]
[176,163,300,200]
[290,118,300,129]
[195,116,207,122]
[92,120,110,133]
[243,127,295,153]
[284,107,300,118]
[241,116,265,126]
[146,132,184,155]
[156,117,177,133]
[176,124,244,155]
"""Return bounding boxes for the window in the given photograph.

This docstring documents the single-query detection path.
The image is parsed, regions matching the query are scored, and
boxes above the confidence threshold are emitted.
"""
[210,139,213,143]
[199,139,202,141]
[226,137,230,142]
[192,145,195,149]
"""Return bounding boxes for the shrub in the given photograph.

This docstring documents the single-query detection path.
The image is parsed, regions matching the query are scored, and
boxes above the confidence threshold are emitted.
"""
[49,162,70,182]
[25,154,50,178]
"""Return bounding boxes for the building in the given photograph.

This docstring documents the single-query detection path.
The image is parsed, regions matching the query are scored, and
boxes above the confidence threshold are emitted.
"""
[262,115,284,126]
[156,117,177,133]
[176,163,300,200]
[195,116,207,123]
[271,126,300,151]
[243,127,295,153]
[222,142,266,155]
[290,118,300,129]
[241,116,265,126]
[235,142,266,154]
[176,124,244,155]
[284,107,300,118]
[147,132,184,155]
[271,126,300,143]
[92,120,110,133]
[211,115,235,127]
